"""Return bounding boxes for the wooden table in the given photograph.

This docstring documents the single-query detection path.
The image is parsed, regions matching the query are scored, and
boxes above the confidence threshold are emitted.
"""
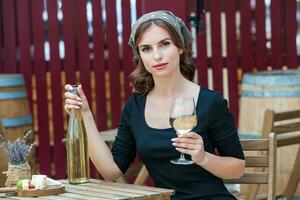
[3,179,174,200]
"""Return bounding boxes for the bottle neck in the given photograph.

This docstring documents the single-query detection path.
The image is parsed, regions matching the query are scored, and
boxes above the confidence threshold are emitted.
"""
[69,109,82,120]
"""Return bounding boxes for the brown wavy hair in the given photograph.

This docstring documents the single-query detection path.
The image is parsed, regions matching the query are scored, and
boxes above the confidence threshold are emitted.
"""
[129,19,195,95]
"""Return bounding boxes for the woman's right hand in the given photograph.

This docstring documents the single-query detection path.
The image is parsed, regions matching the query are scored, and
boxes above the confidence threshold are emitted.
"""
[64,84,90,115]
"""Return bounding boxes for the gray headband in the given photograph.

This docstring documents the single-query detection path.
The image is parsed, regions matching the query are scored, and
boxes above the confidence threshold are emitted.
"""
[128,10,193,49]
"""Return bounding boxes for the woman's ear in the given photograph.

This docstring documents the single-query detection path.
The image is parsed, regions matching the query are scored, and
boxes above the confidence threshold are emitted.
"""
[178,48,183,55]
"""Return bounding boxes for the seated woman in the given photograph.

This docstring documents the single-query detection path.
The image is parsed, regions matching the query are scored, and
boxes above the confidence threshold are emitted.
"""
[64,10,245,200]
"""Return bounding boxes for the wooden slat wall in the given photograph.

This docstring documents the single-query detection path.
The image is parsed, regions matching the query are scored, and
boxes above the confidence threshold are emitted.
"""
[47,0,65,179]
[255,0,268,70]
[0,0,299,182]
[61,0,76,84]
[224,0,239,124]
[284,0,298,68]
[3,0,17,73]
[271,0,284,69]
[16,0,33,111]
[31,0,51,175]
[91,0,107,131]
[122,0,134,99]
[209,0,223,93]
[196,0,208,88]
[0,0,3,71]
[240,0,254,72]
[106,0,121,128]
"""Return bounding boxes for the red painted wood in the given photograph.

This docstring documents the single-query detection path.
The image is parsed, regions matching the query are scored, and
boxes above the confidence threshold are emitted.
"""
[240,0,254,72]
[224,0,239,125]
[61,0,76,84]
[3,0,17,72]
[284,0,297,68]
[197,0,208,88]
[74,0,95,177]
[255,0,268,70]
[91,0,107,131]
[74,0,91,98]
[47,0,66,179]
[139,0,187,24]
[136,0,142,18]
[16,0,33,112]
[270,0,283,68]
[31,0,51,175]
[0,0,3,71]
[209,0,223,93]
[121,0,133,99]
[106,0,121,128]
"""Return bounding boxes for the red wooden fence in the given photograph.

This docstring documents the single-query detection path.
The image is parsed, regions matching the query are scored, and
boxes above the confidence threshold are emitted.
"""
[0,0,299,183]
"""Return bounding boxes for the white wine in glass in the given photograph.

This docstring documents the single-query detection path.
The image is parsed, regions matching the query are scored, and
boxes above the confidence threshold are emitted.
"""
[169,97,197,165]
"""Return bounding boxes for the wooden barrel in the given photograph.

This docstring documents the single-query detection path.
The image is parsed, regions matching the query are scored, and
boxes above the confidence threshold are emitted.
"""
[0,74,34,186]
[238,69,300,195]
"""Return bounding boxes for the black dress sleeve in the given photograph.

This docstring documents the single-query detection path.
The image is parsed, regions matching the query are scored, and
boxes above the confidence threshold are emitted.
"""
[111,98,137,174]
[207,93,245,160]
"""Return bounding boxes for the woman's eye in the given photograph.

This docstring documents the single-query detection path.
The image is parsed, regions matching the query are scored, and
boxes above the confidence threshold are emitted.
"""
[141,47,151,53]
[161,41,170,47]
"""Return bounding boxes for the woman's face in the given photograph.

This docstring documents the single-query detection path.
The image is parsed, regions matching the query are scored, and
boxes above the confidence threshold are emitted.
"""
[137,24,183,78]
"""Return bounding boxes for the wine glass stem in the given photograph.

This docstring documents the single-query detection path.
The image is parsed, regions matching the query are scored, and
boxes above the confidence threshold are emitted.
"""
[179,153,186,161]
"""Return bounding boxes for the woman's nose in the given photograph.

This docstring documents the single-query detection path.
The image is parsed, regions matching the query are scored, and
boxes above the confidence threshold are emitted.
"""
[153,48,162,60]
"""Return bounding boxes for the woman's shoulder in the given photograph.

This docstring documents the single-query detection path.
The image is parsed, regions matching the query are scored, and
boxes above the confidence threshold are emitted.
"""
[200,87,224,102]
[123,93,146,110]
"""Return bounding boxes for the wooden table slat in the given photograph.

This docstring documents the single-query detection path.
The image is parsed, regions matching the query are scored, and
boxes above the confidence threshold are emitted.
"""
[5,179,174,200]
[88,179,175,195]
[61,180,160,198]
[64,186,129,200]
[39,195,79,200]
[63,183,144,198]
[60,192,113,200]
[84,182,161,196]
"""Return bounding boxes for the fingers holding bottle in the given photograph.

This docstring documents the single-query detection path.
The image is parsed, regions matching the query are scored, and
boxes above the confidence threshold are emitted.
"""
[64,84,89,114]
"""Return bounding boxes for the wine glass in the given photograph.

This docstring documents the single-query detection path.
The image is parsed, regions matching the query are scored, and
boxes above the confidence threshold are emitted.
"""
[169,97,197,165]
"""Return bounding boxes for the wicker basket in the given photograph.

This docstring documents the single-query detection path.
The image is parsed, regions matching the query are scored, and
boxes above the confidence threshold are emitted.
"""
[4,161,31,186]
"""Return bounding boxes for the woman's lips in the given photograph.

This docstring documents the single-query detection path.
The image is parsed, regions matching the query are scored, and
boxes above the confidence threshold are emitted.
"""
[152,62,168,69]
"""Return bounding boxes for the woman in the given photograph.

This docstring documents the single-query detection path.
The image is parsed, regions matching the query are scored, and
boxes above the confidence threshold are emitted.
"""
[64,10,245,200]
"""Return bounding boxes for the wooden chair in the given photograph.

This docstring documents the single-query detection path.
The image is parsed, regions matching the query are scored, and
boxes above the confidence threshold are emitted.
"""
[224,132,277,200]
[262,109,300,199]
[243,109,300,200]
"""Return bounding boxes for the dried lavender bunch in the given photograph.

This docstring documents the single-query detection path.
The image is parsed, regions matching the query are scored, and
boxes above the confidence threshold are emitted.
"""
[0,130,36,165]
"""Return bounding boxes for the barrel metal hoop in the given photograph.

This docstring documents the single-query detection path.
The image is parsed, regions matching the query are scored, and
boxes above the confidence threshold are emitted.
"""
[238,133,261,139]
[241,90,300,97]
[243,73,300,86]
[0,91,27,100]
[1,115,33,128]
[0,75,24,87]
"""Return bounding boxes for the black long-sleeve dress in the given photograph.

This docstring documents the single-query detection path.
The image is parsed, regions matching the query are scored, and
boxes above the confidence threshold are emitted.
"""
[112,87,244,200]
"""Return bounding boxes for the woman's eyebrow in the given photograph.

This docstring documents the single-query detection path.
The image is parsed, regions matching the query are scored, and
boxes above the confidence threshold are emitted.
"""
[139,38,171,48]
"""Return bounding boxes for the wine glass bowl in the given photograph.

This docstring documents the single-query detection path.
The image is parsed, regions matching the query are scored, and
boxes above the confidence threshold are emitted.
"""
[169,97,197,165]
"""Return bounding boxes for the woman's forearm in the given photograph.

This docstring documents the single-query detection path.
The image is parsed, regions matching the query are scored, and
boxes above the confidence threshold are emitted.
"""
[196,152,245,179]
[81,109,123,181]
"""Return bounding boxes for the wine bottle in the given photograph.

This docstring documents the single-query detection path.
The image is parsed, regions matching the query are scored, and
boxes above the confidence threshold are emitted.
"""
[66,85,90,184]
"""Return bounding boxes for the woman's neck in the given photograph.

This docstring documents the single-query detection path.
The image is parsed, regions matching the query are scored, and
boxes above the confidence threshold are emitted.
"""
[150,72,188,98]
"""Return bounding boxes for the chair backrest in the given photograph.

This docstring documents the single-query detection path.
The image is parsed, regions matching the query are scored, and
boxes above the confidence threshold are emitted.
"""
[224,132,277,200]
[262,109,300,199]
[262,109,300,146]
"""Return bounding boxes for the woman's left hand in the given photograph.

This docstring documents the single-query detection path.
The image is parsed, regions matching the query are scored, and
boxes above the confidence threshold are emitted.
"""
[171,132,207,165]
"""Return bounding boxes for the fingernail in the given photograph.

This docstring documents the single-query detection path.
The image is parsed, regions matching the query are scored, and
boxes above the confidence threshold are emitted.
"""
[77,102,83,105]
[77,97,82,101]
[171,138,176,142]
[172,143,176,146]
[69,85,73,90]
